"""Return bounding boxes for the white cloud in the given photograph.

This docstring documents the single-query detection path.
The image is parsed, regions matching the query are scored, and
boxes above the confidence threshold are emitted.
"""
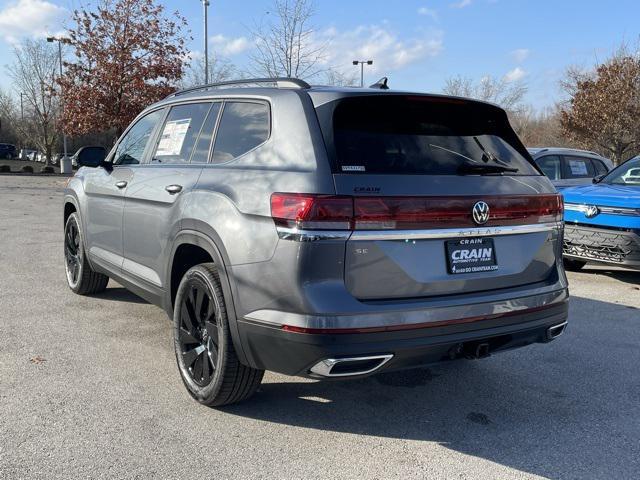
[451,0,472,8]
[0,0,66,43]
[417,6,438,20]
[504,67,526,82]
[321,25,443,77]
[510,48,530,63]
[209,34,251,56]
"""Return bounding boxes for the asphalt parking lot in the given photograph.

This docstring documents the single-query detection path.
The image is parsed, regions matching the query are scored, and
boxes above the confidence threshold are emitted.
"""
[1,175,639,479]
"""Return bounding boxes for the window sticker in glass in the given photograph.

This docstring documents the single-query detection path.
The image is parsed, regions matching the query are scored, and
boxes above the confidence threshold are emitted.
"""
[568,159,588,176]
[156,119,191,157]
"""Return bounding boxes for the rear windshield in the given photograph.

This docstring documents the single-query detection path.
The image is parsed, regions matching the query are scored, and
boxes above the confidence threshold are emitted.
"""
[327,96,539,176]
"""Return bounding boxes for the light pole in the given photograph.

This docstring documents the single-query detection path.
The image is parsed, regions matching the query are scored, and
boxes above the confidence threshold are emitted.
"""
[46,36,68,161]
[202,0,210,84]
[352,60,373,87]
[20,92,25,121]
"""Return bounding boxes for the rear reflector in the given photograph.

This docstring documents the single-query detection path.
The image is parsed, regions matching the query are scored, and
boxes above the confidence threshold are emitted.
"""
[271,193,563,230]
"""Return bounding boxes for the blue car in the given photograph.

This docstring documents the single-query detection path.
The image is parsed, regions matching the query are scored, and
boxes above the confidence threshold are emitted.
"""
[562,157,640,270]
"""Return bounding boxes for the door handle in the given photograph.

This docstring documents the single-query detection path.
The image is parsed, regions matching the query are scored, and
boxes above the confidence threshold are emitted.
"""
[115,181,128,189]
[165,184,183,195]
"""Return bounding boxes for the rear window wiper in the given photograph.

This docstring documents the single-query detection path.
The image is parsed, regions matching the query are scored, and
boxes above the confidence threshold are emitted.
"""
[458,163,518,175]
[429,144,480,164]
[473,136,512,167]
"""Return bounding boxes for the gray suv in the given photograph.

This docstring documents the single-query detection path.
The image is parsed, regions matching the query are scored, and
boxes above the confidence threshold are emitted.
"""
[528,147,613,189]
[64,78,569,406]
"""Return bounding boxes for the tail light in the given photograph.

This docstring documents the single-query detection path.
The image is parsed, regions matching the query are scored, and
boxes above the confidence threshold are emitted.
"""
[271,193,563,231]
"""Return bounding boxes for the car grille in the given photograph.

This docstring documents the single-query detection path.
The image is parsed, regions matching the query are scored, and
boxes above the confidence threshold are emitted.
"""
[563,224,640,264]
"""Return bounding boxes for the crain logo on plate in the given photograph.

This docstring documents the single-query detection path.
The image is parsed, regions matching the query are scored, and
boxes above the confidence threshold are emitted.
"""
[472,201,490,225]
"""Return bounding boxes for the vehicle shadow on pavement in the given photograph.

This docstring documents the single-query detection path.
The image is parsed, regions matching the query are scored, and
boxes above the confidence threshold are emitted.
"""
[89,286,149,304]
[223,295,640,479]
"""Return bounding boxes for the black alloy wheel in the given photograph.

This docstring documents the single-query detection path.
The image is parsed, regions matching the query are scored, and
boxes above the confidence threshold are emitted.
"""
[177,279,220,387]
[64,216,82,287]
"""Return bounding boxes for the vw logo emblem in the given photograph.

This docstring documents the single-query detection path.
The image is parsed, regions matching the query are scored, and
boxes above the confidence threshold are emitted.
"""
[585,205,599,218]
[472,201,490,225]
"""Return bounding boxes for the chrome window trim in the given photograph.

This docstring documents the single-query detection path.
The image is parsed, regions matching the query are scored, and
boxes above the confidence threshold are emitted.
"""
[565,202,639,216]
[276,222,561,242]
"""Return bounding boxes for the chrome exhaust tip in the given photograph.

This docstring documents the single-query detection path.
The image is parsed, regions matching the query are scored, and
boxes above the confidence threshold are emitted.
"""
[310,354,393,378]
[547,321,568,340]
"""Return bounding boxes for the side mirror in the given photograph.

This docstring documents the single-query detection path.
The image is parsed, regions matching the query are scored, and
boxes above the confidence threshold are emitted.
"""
[76,146,107,168]
[592,174,605,184]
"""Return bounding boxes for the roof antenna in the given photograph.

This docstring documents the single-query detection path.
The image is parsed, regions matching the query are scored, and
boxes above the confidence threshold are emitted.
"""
[369,77,389,90]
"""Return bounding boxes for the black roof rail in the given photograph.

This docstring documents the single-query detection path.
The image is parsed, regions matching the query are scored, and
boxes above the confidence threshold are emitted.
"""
[167,77,311,98]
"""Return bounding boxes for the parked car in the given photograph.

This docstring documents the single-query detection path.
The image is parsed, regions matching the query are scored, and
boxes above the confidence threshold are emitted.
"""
[64,78,569,406]
[20,149,37,160]
[562,156,640,270]
[0,143,17,159]
[528,147,613,189]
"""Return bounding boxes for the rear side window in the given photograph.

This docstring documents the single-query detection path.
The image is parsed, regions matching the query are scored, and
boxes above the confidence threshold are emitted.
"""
[151,103,212,164]
[212,102,270,164]
[535,155,562,180]
[113,109,164,165]
[563,156,595,178]
[329,96,538,175]
[190,103,221,163]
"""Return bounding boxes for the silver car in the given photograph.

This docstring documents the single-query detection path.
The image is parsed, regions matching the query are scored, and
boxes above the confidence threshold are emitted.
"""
[63,78,569,406]
[528,147,613,189]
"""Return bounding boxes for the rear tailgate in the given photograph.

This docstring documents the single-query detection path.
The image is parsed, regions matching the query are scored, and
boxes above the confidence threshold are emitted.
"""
[315,94,561,300]
[338,175,560,299]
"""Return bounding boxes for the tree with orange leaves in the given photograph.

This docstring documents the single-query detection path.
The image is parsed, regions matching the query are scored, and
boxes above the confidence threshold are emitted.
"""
[59,0,190,141]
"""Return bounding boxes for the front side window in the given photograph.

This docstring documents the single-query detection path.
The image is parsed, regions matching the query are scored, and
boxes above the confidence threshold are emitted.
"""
[536,155,562,180]
[563,156,595,179]
[152,103,212,164]
[592,159,608,176]
[602,158,640,186]
[113,109,164,165]
[212,102,270,164]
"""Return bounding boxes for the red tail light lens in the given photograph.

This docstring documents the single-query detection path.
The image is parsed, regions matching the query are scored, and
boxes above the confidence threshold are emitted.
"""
[271,193,562,230]
[271,193,353,229]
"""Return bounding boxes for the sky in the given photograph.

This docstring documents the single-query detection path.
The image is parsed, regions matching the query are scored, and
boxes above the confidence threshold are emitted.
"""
[0,0,639,110]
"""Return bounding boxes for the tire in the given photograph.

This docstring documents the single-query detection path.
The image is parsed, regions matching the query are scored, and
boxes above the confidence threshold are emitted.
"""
[64,212,109,294]
[563,258,587,271]
[173,263,264,407]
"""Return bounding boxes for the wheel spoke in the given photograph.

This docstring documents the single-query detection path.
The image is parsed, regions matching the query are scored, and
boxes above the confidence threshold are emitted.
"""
[202,352,211,383]
[180,302,195,333]
[179,327,198,345]
[194,288,205,323]
[208,339,218,369]
[182,344,205,368]
[205,320,217,343]
[192,352,204,380]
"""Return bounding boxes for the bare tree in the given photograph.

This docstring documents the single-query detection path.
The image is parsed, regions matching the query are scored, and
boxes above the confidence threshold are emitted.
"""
[182,53,238,87]
[0,89,24,147]
[443,75,528,115]
[249,0,326,79]
[8,39,60,164]
[322,69,358,87]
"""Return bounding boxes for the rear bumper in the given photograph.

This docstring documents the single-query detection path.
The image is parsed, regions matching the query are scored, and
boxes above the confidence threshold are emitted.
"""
[237,294,569,377]
[563,224,640,269]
